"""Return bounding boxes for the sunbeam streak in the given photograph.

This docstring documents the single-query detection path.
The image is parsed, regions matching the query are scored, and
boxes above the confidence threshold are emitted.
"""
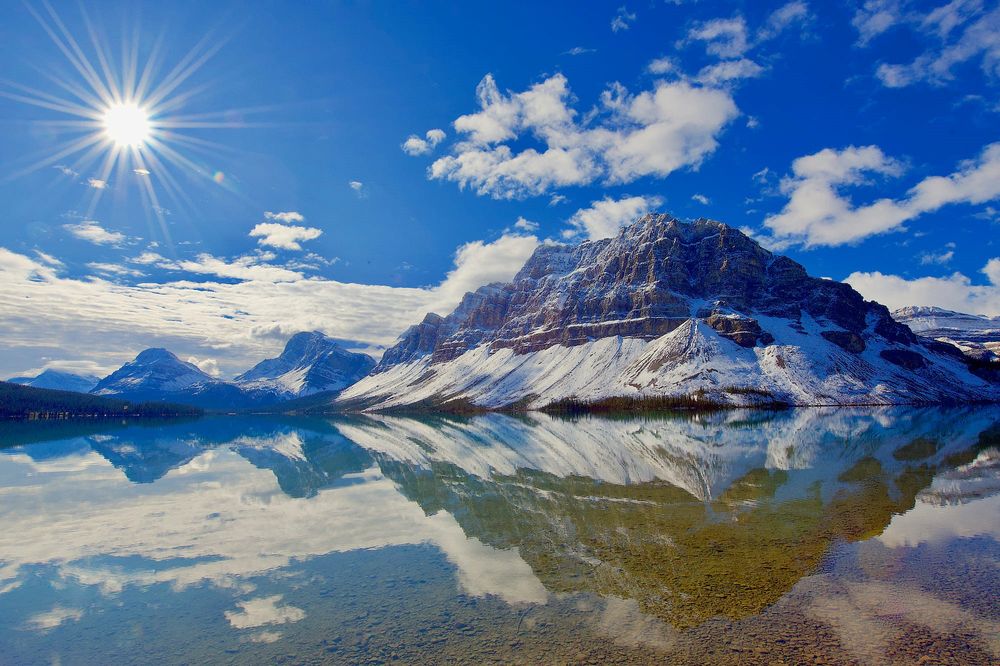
[1,1,257,232]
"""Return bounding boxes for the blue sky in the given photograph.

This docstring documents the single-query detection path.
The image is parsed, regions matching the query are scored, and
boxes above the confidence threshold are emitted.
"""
[0,0,998,379]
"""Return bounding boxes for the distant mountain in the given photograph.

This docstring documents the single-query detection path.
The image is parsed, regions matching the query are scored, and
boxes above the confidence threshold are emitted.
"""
[893,306,1000,361]
[340,215,999,410]
[235,331,375,399]
[91,335,375,411]
[0,381,199,418]
[91,348,259,410]
[7,369,99,393]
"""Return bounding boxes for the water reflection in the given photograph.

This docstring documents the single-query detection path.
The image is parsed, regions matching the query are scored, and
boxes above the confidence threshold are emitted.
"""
[0,408,997,664]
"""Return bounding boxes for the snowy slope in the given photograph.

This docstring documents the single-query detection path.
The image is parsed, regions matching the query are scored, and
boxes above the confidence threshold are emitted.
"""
[234,331,374,399]
[894,306,1000,361]
[7,369,99,393]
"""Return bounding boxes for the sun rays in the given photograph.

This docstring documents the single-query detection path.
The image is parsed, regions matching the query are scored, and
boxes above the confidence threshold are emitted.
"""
[0,1,257,241]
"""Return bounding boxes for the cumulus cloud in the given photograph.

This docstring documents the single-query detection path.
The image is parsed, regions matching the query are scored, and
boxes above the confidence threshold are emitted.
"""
[249,222,322,251]
[762,142,1000,247]
[846,257,1000,316]
[401,128,447,156]
[63,220,127,246]
[87,178,107,189]
[564,195,664,240]
[187,356,222,377]
[691,193,710,205]
[429,73,738,199]
[611,6,637,32]
[263,211,304,223]
[133,168,150,176]
[856,1,1000,87]
[429,233,541,311]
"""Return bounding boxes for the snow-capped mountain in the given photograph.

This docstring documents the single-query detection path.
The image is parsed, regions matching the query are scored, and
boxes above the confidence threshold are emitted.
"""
[893,306,1000,361]
[234,331,375,399]
[89,348,249,409]
[91,335,375,410]
[340,215,999,410]
[7,369,99,393]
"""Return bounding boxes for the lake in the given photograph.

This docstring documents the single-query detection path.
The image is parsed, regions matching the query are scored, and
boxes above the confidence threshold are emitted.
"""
[0,408,998,664]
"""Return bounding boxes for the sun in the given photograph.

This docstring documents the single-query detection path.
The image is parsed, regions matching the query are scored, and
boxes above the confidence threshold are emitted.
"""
[102,102,152,148]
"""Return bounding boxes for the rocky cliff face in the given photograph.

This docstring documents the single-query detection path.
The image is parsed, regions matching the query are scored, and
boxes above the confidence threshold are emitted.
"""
[377,216,916,366]
[344,215,998,410]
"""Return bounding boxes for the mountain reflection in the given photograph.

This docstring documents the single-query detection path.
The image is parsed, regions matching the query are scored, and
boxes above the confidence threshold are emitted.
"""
[0,408,997,634]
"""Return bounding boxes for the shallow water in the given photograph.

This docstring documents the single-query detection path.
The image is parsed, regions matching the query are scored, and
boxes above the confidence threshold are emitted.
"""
[0,407,998,665]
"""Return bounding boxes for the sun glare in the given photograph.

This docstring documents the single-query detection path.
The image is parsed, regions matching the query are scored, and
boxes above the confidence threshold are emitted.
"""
[102,102,151,148]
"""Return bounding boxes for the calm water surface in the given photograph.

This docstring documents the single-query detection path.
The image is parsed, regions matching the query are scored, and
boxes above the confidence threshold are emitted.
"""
[0,408,998,665]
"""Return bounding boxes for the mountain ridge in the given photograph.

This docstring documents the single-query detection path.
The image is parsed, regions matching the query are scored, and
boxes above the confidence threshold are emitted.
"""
[341,214,999,410]
[91,333,374,410]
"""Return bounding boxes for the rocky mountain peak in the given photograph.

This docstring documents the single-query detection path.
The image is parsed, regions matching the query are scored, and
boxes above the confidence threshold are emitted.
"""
[377,214,916,369]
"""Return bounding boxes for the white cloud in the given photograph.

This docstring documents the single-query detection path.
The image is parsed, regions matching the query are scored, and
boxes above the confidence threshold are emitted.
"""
[187,356,221,377]
[401,128,447,156]
[54,164,78,177]
[919,243,956,265]
[695,58,766,85]
[63,220,127,246]
[348,180,368,198]
[762,142,1000,247]
[0,224,553,377]
[429,233,541,311]
[682,3,811,63]
[171,252,306,282]
[845,257,1000,316]
[34,250,64,268]
[684,16,750,57]
[225,595,305,629]
[129,251,167,265]
[691,193,710,205]
[26,606,83,632]
[133,168,150,176]
[429,73,738,199]
[563,46,596,56]
[611,6,637,32]
[859,2,1000,87]
[647,57,677,75]
[249,222,322,251]
[564,195,664,240]
[513,217,539,232]
[757,1,811,41]
[852,0,905,45]
[263,211,304,223]
[87,262,145,278]
[87,178,107,189]
[549,194,568,206]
